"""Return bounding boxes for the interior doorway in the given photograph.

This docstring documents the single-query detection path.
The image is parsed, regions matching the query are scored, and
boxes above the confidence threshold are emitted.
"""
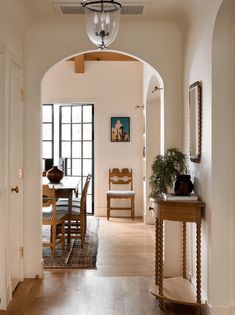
[41,50,163,219]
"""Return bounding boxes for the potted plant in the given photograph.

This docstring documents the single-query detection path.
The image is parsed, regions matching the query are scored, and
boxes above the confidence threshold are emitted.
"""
[149,147,193,198]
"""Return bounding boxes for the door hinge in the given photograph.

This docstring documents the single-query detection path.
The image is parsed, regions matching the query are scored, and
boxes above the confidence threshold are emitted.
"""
[19,246,24,257]
[21,89,24,101]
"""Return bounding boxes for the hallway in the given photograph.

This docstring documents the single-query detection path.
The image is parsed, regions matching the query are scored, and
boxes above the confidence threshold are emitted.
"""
[1,218,198,315]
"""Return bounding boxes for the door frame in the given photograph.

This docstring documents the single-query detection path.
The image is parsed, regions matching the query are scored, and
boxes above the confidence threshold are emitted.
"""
[0,46,24,310]
[8,55,24,292]
[0,42,11,310]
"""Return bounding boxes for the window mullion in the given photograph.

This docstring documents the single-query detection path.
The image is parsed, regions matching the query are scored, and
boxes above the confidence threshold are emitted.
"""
[81,105,84,185]
[70,105,73,175]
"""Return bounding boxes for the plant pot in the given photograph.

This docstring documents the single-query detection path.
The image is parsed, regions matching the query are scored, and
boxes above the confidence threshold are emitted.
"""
[173,174,194,196]
[46,166,64,183]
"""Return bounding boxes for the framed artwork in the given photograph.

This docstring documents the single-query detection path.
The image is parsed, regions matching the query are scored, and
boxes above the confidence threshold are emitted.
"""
[189,81,202,163]
[111,117,130,142]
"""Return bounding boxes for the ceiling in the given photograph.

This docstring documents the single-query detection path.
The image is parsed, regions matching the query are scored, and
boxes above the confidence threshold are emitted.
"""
[23,0,204,23]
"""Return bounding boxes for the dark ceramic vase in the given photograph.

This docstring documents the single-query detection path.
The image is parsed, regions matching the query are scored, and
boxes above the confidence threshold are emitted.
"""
[174,174,194,196]
[46,166,64,183]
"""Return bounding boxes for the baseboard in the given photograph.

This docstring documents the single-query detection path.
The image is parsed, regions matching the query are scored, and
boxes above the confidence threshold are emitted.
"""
[23,258,44,279]
[0,281,11,311]
[144,213,155,224]
[207,303,234,315]
[5,281,11,309]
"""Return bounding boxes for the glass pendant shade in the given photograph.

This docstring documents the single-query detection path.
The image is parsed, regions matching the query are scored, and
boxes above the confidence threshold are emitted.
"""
[82,1,122,50]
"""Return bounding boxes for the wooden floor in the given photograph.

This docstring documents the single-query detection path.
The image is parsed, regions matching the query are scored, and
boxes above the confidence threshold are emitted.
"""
[1,217,198,315]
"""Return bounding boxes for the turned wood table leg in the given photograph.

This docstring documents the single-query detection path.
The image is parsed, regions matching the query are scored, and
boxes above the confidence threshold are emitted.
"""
[196,223,202,304]
[182,222,187,279]
[158,219,164,307]
[196,306,202,315]
[155,217,159,286]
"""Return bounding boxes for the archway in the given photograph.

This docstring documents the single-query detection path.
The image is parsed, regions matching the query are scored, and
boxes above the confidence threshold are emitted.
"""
[210,0,235,312]
[143,74,163,224]
[41,50,164,223]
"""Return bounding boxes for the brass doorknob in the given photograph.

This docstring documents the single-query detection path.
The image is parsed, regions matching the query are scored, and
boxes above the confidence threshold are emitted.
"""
[11,186,19,193]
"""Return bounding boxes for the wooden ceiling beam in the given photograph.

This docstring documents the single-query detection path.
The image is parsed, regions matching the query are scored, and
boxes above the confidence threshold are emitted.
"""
[74,55,84,73]
[83,52,137,62]
[68,52,138,74]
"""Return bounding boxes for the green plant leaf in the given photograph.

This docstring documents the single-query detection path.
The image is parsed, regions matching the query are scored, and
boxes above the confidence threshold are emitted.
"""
[149,147,188,198]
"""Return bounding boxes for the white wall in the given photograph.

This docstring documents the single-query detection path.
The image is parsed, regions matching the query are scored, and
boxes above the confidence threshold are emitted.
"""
[42,60,144,217]
[0,1,32,64]
[184,14,215,307]
[210,1,235,314]
[183,0,235,314]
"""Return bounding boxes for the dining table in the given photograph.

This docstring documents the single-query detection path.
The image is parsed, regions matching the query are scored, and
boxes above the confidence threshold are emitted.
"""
[42,176,79,247]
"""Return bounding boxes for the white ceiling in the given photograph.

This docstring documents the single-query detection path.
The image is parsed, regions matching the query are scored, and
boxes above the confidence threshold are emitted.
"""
[23,0,204,23]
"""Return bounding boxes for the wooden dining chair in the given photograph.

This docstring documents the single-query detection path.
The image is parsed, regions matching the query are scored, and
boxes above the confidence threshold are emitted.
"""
[42,185,66,257]
[106,168,135,220]
[56,174,92,248]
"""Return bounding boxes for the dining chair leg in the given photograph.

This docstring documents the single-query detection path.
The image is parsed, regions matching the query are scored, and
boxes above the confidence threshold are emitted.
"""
[107,196,110,220]
[62,222,65,250]
[52,224,56,257]
[80,216,84,248]
[131,196,135,220]
[50,226,53,249]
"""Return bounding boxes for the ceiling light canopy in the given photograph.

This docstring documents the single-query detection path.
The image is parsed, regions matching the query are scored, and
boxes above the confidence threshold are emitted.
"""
[81,0,122,50]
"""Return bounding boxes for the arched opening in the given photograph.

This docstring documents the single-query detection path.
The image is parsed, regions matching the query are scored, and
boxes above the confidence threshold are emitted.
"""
[144,74,163,223]
[41,50,164,223]
[210,0,235,310]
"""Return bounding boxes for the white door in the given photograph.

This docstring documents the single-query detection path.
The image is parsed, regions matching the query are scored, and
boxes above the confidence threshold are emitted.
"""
[9,59,23,292]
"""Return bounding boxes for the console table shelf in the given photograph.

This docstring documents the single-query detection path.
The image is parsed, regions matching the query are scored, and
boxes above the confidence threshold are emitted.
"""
[150,199,205,313]
[151,277,205,306]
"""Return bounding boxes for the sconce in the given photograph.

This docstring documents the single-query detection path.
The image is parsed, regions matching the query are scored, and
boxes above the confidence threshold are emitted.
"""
[151,86,163,93]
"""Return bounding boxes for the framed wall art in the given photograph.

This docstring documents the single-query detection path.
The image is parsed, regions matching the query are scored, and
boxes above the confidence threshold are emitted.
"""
[189,81,202,163]
[111,117,130,142]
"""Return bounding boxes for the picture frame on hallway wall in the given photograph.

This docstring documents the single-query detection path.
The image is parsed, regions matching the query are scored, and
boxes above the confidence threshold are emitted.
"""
[111,117,130,142]
[189,81,202,163]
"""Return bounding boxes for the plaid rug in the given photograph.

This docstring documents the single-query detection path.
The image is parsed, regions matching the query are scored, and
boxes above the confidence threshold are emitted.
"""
[42,216,99,269]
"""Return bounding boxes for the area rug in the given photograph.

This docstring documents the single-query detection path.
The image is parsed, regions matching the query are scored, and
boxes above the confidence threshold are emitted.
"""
[42,216,99,269]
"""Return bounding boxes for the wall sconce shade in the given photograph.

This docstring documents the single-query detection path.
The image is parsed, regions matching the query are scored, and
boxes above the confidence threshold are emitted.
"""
[82,0,122,50]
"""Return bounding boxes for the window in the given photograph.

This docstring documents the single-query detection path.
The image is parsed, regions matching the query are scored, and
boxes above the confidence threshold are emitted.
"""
[59,104,94,214]
[42,104,94,214]
[42,104,54,170]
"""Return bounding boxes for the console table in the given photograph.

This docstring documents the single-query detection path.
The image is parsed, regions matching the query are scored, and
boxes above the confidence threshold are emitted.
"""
[150,199,205,313]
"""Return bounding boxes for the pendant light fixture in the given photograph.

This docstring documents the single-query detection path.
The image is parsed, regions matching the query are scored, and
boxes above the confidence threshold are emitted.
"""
[81,0,122,50]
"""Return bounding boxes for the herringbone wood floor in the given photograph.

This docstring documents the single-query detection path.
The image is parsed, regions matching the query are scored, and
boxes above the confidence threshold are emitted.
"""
[0,217,199,315]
